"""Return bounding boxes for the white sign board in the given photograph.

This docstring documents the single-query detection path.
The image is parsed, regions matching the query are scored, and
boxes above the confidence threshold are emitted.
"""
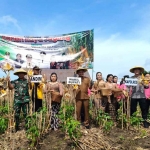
[30,75,42,83]
[125,78,138,86]
[67,77,81,85]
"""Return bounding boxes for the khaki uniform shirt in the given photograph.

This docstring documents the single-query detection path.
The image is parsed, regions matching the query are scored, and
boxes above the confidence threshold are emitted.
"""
[76,76,90,100]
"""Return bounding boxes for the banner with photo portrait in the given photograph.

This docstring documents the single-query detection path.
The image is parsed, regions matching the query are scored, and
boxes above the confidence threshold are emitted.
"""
[0,30,94,69]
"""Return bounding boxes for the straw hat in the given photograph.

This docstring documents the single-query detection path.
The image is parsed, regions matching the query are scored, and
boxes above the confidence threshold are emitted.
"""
[76,67,87,74]
[14,68,27,75]
[130,66,144,73]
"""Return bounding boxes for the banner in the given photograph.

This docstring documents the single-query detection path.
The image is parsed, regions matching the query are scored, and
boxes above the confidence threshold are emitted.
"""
[125,78,138,86]
[0,30,94,69]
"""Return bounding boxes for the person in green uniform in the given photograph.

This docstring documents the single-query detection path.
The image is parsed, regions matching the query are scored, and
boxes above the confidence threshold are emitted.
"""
[7,68,30,131]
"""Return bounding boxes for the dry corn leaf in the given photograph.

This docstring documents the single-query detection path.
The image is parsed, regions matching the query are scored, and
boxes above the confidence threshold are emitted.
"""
[2,63,14,71]
[27,69,33,76]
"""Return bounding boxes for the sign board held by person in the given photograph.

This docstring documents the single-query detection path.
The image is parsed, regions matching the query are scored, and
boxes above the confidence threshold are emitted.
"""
[67,77,81,85]
[30,75,42,83]
[125,78,138,86]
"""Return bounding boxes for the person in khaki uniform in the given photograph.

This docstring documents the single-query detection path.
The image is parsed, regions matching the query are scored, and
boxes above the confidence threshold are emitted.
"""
[75,67,90,129]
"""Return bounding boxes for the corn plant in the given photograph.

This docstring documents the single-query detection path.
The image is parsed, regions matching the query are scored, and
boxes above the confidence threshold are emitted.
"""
[0,105,9,134]
[117,102,128,128]
[129,112,143,129]
[95,109,114,133]
[58,102,81,142]
[26,113,40,147]
[0,117,8,133]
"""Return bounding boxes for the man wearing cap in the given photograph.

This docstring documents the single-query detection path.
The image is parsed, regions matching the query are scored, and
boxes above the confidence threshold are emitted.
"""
[7,68,30,131]
[75,67,91,129]
[129,66,149,128]
[30,66,45,112]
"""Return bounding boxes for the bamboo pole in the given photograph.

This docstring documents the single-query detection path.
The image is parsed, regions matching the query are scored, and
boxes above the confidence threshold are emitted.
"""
[33,85,36,113]
[49,91,52,128]
[127,96,130,130]
[42,116,46,134]
[40,111,42,133]
[74,89,77,120]
[122,99,124,130]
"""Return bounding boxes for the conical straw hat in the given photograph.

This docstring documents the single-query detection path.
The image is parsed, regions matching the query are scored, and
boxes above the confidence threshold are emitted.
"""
[130,66,144,73]
[14,68,27,75]
[76,67,87,74]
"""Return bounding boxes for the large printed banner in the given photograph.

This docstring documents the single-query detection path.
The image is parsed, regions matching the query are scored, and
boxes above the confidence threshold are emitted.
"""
[0,30,93,69]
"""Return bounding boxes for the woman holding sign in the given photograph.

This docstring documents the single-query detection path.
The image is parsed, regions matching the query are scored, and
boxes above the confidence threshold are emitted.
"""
[45,73,63,131]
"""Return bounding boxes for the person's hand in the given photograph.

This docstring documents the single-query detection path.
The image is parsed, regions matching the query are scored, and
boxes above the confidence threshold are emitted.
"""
[49,90,54,92]
[94,90,98,93]
[108,91,112,96]
[6,76,10,82]
[117,99,121,102]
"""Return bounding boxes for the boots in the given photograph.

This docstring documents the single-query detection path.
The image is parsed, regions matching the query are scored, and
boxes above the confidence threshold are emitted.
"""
[143,121,149,128]
[15,116,20,132]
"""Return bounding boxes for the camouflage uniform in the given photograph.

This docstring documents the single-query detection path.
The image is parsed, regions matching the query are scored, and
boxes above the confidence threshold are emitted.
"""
[11,78,30,130]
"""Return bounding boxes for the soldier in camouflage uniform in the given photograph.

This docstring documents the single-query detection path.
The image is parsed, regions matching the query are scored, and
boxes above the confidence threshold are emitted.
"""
[7,68,30,131]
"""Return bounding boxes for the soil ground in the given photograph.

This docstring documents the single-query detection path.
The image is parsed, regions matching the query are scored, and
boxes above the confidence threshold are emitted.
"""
[0,125,150,150]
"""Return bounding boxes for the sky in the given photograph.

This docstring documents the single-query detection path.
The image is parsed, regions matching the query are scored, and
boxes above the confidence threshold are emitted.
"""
[0,0,150,81]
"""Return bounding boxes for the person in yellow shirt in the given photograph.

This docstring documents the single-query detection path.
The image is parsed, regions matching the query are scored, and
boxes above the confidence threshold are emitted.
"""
[30,66,45,112]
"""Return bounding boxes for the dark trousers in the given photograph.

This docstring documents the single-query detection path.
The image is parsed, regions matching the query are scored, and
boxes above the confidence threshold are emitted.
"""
[146,100,150,115]
[14,102,29,128]
[35,99,42,112]
[131,98,147,120]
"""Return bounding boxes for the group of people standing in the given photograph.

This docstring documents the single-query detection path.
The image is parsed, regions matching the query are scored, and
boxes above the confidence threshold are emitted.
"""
[5,66,63,131]
[1,65,150,132]
[73,66,150,129]
[90,66,150,128]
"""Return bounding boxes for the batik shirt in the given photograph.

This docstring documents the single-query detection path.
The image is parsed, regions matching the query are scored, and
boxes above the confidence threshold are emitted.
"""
[130,76,146,99]
[11,78,30,103]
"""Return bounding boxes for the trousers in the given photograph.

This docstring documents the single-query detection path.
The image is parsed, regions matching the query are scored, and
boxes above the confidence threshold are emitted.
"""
[131,98,147,120]
[14,102,29,128]
[76,99,89,126]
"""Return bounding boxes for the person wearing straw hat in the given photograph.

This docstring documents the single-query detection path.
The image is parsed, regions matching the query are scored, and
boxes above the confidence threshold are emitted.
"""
[75,67,91,129]
[7,68,30,131]
[129,66,149,128]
